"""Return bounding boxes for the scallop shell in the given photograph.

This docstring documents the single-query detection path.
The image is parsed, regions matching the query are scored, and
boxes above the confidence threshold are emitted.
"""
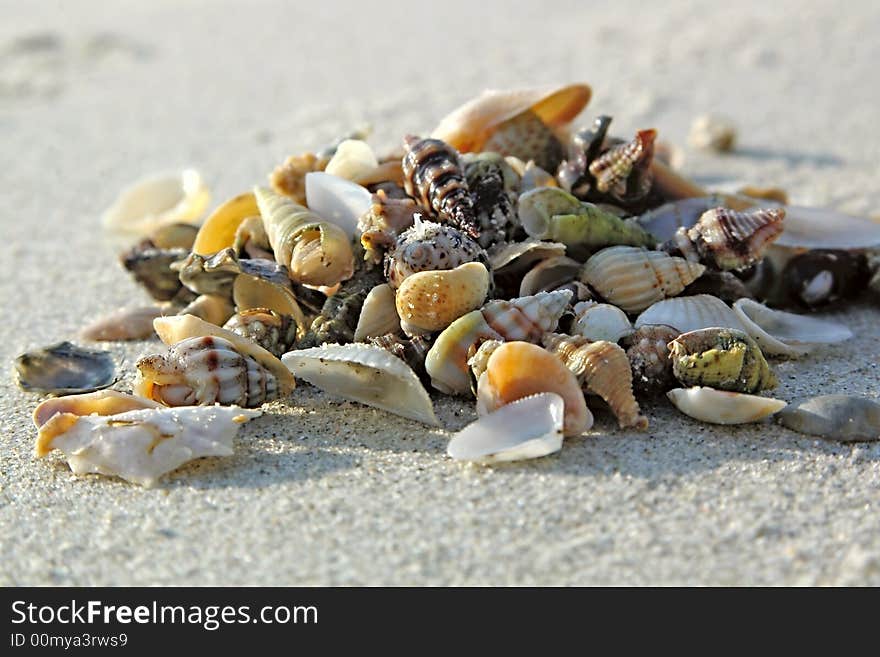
[33,390,162,429]
[254,185,354,287]
[667,387,786,425]
[304,172,372,238]
[395,262,490,336]
[80,305,164,341]
[354,283,402,342]
[669,327,777,393]
[178,294,235,327]
[732,298,853,357]
[324,139,379,181]
[191,192,259,255]
[519,256,582,297]
[634,294,746,334]
[281,343,439,426]
[579,246,706,313]
[447,393,564,464]
[570,302,634,343]
[620,324,679,397]
[425,289,572,395]
[542,334,647,429]
[475,341,592,436]
[778,395,880,442]
[35,405,261,487]
[102,169,210,237]
[15,342,116,395]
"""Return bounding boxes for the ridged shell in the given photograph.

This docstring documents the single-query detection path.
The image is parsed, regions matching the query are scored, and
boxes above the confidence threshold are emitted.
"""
[305,172,372,238]
[298,265,385,347]
[15,342,116,395]
[570,302,634,343]
[33,390,161,429]
[580,246,706,313]
[778,395,880,441]
[634,294,746,334]
[223,309,297,358]
[481,110,566,172]
[634,195,729,242]
[192,192,259,255]
[557,115,612,197]
[620,325,679,397]
[542,334,647,429]
[80,305,163,341]
[447,393,564,464]
[396,262,490,336]
[354,283,401,342]
[324,139,379,181]
[254,186,354,287]
[588,129,656,202]
[281,343,439,426]
[367,333,433,383]
[669,327,777,393]
[519,256,582,297]
[475,341,592,436]
[668,387,786,425]
[425,289,572,395]
[178,294,235,327]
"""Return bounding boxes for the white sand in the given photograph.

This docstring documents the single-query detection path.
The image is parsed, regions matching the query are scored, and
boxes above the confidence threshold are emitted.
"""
[2,0,879,585]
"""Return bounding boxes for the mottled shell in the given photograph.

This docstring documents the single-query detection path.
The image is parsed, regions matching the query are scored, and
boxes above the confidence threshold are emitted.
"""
[396,262,490,336]
[476,341,592,436]
[668,387,786,425]
[354,283,401,342]
[223,309,297,358]
[175,248,290,298]
[120,243,190,302]
[542,333,647,429]
[463,151,520,247]
[634,294,745,334]
[15,342,116,395]
[588,129,656,202]
[481,110,566,172]
[80,305,163,341]
[33,390,161,429]
[254,186,354,287]
[778,395,880,441]
[192,192,259,255]
[425,289,572,395]
[299,266,385,347]
[570,302,634,343]
[669,327,777,393]
[620,325,679,397]
[579,246,706,313]
[178,294,235,327]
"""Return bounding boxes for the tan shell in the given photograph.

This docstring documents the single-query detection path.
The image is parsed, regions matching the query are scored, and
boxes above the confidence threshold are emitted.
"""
[178,294,235,327]
[354,284,401,342]
[395,262,490,336]
[32,390,162,432]
[192,192,259,255]
[232,275,307,340]
[80,305,164,341]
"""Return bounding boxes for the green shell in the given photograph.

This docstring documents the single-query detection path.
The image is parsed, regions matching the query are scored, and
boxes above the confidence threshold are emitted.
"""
[669,328,777,393]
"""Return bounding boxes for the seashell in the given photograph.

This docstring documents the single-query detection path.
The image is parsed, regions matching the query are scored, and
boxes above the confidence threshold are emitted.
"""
[402,136,478,237]
[488,238,566,273]
[368,333,433,384]
[119,243,190,302]
[178,294,235,327]
[634,195,729,242]
[667,387,786,425]
[324,139,379,181]
[174,248,290,298]
[35,405,260,487]
[32,390,161,428]
[518,160,559,192]
[519,256,582,297]
[587,129,656,203]
[425,289,572,395]
[102,169,210,237]
[233,274,307,339]
[354,284,401,342]
[634,294,746,334]
[447,393,564,464]
[774,206,880,251]
[463,152,520,247]
[358,189,418,264]
[15,342,116,395]
[254,186,354,287]
[669,327,777,393]
[778,395,880,442]
[384,216,487,289]
[305,172,372,239]
[80,305,164,341]
[731,298,853,357]
[232,215,273,259]
[570,301,634,343]
[661,207,785,271]
[270,152,320,205]
[148,222,199,250]
[780,250,867,308]
[687,114,737,152]
[432,84,591,158]
[475,341,592,436]
[223,309,297,358]
[681,269,755,304]
[395,262,490,336]
[542,334,647,429]
[282,343,439,426]
[467,339,504,385]
[579,246,705,313]
[481,110,566,172]
[191,192,259,255]
[620,325,679,397]
[557,115,613,197]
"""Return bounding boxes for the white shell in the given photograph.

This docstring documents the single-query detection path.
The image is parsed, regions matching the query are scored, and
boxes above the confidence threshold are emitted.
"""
[635,294,746,334]
[571,302,634,342]
[667,387,786,425]
[353,283,401,342]
[35,405,261,487]
[305,172,372,239]
[488,239,566,272]
[281,343,439,426]
[775,205,880,250]
[518,256,581,296]
[732,298,853,357]
[447,393,564,464]
[101,169,210,236]
[324,139,379,181]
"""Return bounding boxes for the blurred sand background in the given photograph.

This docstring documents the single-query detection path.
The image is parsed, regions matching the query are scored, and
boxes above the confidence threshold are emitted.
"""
[1,0,879,585]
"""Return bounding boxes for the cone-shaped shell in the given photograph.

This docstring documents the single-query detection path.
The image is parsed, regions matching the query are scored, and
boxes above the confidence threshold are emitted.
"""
[634,294,745,334]
[254,186,354,286]
[588,129,657,200]
[396,262,490,335]
[579,246,705,313]
[621,324,679,397]
[669,327,777,393]
[192,192,259,255]
[476,341,592,435]
[33,390,162,429]
[667,387,786,425]
[432,84,591,154]
[354,284,401,342]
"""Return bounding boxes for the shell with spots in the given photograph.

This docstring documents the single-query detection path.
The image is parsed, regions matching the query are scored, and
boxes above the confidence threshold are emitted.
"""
[395,262,490,336]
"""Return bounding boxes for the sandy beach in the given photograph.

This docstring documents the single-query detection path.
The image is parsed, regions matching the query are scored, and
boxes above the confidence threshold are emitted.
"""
[2,0,879,585]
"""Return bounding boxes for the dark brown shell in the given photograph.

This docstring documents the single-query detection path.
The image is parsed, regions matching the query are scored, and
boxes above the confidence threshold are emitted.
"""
[120,242,191,302]
[588,129,656,203]
[620,324,679,397]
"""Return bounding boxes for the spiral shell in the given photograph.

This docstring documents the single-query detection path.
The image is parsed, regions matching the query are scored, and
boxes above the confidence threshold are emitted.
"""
[299,265,386,347]
[395,262,490,336]
[662,207,785,271]
[463,152,520,247]
[620,324,679,397]
[358,189,418,264]
[270,152,321,205]
[542,333,647,430]
[402,136,478,237]
[223,309,297,358]
[368,333,433,383]
[232,274,307,340]
[588,129,656,202]
[557,115,613,197]
[579,246,706,313]
[669,327,777,394]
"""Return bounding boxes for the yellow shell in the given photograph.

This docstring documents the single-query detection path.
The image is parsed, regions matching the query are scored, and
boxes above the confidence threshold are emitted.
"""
[192,192,259,255]
[395,262,490,336]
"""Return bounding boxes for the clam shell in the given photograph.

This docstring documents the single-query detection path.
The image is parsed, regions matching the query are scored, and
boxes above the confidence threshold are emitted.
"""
[579,246,706,313]
[324,139,379,181]
[635,294,746,334]
[775,206,880,250]
[80,305,164,341]
[354,283,401,342]
[447,393,564,464]
[15,342,116,395]
[281,343,439,426]
[33,390,161,429]
[732,298,853,357]
[119,243,189,302]
[102,169,210,237]
[149,222,199,250]
[35,405,261,486]
[778,395,880,441]
[519,256,581,297]
[396,262,490,335]
[571,302,634,343]
[191,192,259,255]
[304,172,372,239]
[667,387,786,425]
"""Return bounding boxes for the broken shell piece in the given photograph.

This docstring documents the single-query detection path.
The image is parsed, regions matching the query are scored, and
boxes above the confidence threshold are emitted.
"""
[669,327,777,393]
[32,390,161,428]
[324,139,379,181]
[35,405,261,487]
[281,343,439,426]
[191,192,259,255]
[571,302,634,343]
[120,243,189,302]
[732,298,853,357]
[778,395,880,442]
[687,114,737,152]
[396,262,490,335]
[15,342,116,395]
[175,249,290,298]
[102,169,210,237]
[447,393,565,464]
[667,387,786,425]
[635,294,746,334]
[489,239,567,273]
[149,222,199,250]
[354,284,401,342]
[80,305,164,341]
[304,172,372,239]
[270,152,320,205]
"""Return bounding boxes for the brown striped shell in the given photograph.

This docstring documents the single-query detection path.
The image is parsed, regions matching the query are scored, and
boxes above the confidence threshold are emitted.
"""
[223,308,297,358]
[588,129,656,202]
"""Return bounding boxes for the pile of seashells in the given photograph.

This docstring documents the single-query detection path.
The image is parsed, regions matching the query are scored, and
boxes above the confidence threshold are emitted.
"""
[16,83,880,485]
